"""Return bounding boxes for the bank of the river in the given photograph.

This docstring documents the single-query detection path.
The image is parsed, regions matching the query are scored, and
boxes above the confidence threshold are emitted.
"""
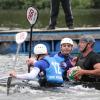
[0,9,100,29]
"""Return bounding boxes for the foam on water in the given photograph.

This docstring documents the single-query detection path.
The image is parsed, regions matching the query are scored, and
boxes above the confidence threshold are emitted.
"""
[0,54,100,100]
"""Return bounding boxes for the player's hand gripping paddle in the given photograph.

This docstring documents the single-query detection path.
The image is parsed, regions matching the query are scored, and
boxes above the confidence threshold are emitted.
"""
[7,32,27,95]
[27,7,38,73]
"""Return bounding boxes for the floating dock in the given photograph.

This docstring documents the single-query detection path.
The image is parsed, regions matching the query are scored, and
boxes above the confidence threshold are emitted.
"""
[0,27,100,54]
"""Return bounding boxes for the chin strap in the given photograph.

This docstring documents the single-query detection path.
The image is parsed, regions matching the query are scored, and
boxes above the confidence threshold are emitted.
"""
[81,43,89,53]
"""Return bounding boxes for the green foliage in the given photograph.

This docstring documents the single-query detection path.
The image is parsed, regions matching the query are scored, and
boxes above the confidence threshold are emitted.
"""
[0,0,24,9]
[72,0,93,9]
[21,0,36,8]
[0,0,100,9]
[35,0,50,9]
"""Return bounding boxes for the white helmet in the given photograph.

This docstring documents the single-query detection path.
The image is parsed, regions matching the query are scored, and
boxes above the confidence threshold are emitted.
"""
[34,44,47,54]
[60,38,74,46]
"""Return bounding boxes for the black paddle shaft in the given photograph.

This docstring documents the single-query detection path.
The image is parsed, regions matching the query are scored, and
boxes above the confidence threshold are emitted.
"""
[28,25,34,73]
[7,77,12,95]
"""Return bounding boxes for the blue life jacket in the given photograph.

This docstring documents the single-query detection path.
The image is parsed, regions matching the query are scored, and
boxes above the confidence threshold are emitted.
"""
[54,54,64,63]
[54,54,65,73]
[44,56,64,84]
[54,53,73,81]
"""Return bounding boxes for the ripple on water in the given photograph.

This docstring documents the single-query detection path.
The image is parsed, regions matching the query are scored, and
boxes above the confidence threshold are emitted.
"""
[0,54,100,100]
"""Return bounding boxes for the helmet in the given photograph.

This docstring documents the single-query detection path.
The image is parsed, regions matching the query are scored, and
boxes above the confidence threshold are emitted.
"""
[34,44,47,54]
[61,38,74,46]
[80,35,95,43]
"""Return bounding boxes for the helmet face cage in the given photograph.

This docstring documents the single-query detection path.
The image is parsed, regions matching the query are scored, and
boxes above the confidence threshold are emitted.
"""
[34,44,47,55]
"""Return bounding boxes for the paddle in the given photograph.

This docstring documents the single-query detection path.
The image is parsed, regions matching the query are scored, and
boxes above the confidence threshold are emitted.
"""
[7,32,28,95]
[27,6,38,73]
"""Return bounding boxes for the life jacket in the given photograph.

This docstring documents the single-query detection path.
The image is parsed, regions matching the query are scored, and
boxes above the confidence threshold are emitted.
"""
[54,53,73,81]
[44,56,64,84]
[54,53,73,70]
[54,54,64,63]
[54,54,65,72]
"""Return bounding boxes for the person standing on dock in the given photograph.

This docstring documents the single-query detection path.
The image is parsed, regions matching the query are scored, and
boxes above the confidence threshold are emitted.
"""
[47,0,73,30]
[10,44,64,87]
[70,35,100,83]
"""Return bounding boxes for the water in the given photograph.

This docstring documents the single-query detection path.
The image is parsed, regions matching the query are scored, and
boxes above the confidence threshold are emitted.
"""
[0,54,100,100]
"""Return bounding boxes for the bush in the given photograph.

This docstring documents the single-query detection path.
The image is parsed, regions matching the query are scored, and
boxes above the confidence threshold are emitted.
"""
[0,0,100,9]
[72,0,93,9]
[35,0,50,9]
[0,0,24,9]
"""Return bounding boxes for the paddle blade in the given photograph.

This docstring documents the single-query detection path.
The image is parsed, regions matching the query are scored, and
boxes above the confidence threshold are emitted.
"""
[15,32,28,44]
[27,7,38,25]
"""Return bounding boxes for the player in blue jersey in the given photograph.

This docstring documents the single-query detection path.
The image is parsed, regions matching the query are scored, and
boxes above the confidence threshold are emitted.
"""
[54,38,75,80]
[10,44,63,87]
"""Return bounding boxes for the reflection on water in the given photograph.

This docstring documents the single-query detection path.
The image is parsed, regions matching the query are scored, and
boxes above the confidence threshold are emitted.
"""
[0,54,100,100]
